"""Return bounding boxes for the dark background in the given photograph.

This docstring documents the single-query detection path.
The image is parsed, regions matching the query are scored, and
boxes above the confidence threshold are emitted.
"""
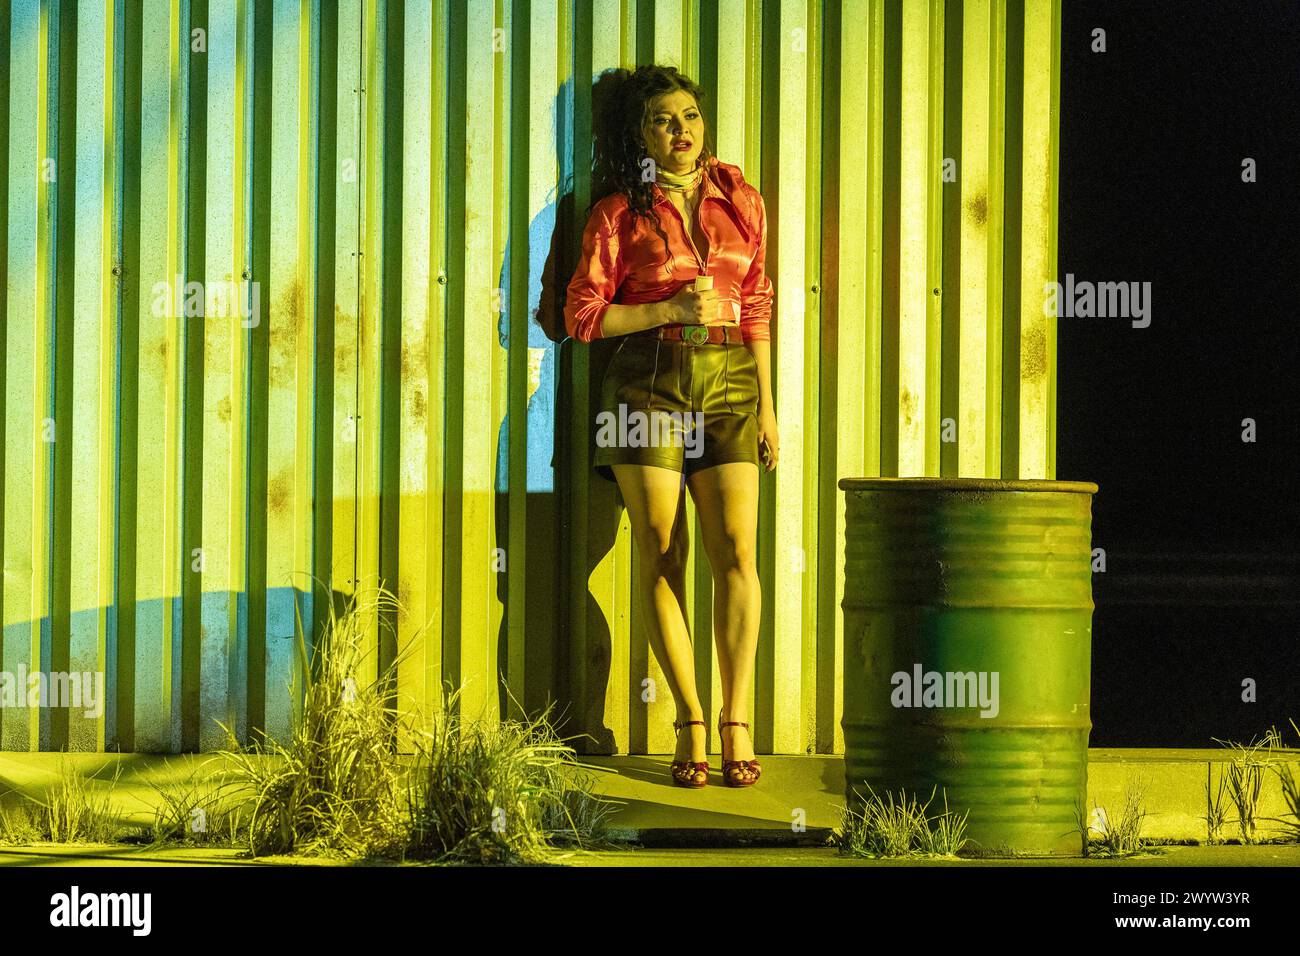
[1058,1,1300,746]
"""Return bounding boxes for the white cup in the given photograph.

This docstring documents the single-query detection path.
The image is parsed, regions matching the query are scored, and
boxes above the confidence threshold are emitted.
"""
[692,274,713,292]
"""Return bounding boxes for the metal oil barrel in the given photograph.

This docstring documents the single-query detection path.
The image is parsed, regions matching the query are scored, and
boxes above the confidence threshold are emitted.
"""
[839,478,1098,857]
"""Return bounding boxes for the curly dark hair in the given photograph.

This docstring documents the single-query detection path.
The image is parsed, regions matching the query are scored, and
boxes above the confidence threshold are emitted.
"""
[588,64,714,260]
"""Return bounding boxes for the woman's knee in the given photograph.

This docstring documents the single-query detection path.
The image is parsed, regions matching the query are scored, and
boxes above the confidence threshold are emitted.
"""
[634,526,689,581]
[710,534,757,580]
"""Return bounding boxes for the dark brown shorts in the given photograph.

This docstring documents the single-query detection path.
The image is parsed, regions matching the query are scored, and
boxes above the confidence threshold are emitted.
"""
[593,334,761,483]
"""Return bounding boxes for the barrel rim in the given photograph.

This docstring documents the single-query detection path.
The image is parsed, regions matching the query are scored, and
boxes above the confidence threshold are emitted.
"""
[838,477,1099,494]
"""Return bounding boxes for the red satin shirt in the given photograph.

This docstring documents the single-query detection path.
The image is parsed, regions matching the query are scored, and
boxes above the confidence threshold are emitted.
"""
[564,157,774,344]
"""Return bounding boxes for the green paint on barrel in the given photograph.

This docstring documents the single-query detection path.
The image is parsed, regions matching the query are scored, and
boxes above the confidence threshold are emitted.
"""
[838,478,1098,857]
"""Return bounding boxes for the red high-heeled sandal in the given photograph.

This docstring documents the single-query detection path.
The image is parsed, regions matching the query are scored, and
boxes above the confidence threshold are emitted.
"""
[718,712,762,787]
[670,719,709,788]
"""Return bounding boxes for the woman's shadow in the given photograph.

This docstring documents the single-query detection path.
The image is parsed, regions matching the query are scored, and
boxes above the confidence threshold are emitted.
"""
[494,70,686,755]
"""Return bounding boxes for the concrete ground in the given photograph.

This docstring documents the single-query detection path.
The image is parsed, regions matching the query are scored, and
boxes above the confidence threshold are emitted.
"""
[1,749,1297,866]
[1,843,1297,867]
[561,844,1300,867]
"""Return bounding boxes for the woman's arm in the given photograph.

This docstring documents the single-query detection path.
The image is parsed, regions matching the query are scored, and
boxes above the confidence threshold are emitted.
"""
[747,337,778,469]
[601,285,725,336]
[737,189,775,347]
[747,339,775,412]
[738,189,779,469]
[564,207,627,342]
[598,300,670,337]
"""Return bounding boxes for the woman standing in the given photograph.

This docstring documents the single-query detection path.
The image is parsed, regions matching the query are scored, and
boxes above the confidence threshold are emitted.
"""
[564,65,778,788]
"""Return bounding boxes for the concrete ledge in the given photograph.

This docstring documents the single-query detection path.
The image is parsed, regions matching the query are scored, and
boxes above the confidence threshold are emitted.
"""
[570,749,1300,845]
[1088,748,1300,842]
[2,749,1297,847]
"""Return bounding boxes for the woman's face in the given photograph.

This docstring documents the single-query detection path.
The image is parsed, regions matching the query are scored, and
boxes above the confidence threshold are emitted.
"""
[642,89,705,176]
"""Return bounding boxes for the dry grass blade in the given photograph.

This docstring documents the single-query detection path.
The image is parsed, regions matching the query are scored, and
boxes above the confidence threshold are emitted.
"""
[1204,765,1230,845]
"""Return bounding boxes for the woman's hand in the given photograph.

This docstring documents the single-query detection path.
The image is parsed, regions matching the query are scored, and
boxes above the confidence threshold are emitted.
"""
[665,284,732,326]
[757,403,779,471]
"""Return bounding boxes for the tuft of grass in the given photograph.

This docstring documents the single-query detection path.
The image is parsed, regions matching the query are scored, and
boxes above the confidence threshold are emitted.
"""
[542,777,621,849]
[1085,777,1148,857]
[917,788,970,856]
[1204,765,1230,845]
[1213,730,1277,845]
[1261,718,1300,842]
[213,586,616,863]
[406,688,619,864]
[835,783,968,858]
[0,758,124,844]
[1274,762,1300,842]
[217,589,411,859]
[140,758,250,848]
[0,801,44,844]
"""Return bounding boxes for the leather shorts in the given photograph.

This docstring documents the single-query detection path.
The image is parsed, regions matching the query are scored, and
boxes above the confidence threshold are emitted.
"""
[593,332,761,482]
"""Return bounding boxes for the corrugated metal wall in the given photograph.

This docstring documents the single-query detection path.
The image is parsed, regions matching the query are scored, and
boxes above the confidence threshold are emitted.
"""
[0,0,1060,754]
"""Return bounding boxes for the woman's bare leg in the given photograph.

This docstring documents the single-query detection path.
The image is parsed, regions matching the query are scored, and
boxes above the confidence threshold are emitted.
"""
[611,464,707,778]
[686,462,761,776]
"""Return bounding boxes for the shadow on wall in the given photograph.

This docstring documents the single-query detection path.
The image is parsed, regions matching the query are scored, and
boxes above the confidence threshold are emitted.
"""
[0,584,372,756]
[491,70,690,754]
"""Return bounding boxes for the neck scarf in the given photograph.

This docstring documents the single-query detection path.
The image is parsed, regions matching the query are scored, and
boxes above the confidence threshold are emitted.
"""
[655,159,705,192]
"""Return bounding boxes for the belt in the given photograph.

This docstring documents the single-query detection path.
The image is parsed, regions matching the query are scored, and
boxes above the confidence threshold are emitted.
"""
[641,324,743,346]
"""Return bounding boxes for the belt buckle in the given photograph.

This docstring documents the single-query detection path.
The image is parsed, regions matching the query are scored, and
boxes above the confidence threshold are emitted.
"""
[682,325,709,346]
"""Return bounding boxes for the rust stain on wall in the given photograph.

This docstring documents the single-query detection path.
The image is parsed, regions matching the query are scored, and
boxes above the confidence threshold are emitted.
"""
[1022,323,1048,380]
[335,305,356,373]
[270,276,302,386]
[268,469,293,517]
[900,388,918,424]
